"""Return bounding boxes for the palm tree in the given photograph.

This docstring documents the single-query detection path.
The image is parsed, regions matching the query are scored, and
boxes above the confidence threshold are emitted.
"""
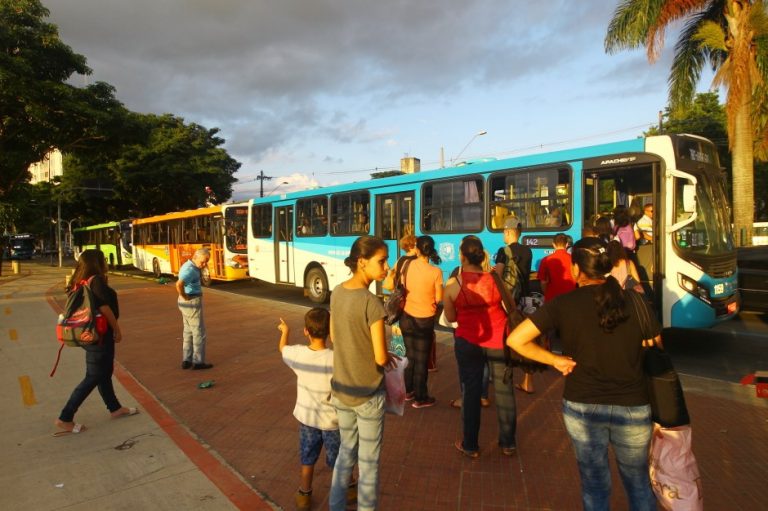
[605,0,768,246]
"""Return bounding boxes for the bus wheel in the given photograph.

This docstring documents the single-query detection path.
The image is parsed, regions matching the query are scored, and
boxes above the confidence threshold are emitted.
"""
[201,267,212,287]
[306,268,329,303]
[152,258,161,278]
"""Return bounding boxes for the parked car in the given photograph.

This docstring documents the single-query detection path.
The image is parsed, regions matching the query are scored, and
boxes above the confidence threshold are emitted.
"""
[738,246,768,313]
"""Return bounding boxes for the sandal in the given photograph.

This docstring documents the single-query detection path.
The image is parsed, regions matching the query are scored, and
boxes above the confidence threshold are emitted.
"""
[514,384,534,395]
[449,399,462,409]
[454,440,479,459]
[53,422,86,437]
[111,407,139,419]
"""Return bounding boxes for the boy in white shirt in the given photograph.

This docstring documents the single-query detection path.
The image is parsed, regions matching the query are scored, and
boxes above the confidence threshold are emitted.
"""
[279,309,346,511]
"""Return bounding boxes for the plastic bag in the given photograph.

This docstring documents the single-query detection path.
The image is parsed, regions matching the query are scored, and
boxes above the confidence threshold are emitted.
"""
[649,425,703,511]
[384,355,408,416]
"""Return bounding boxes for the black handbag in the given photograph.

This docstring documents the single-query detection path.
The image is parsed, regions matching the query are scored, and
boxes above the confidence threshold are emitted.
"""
[384,257,413,326]
[627,291,690,427]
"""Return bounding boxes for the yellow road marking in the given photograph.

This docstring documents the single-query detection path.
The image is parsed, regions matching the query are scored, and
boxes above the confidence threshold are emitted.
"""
[9,329,18,341]
[19,376,38,406]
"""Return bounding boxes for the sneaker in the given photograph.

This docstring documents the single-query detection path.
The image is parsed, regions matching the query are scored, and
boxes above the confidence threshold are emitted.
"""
[181,361,192,370]
[411,397,436,409]
[295,489,312,511]
[192,363,214,370]
[404,391,415,402]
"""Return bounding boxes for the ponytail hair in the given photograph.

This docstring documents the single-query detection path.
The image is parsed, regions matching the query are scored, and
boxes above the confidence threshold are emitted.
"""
[416,235,441,265]
[572,237,628,332]
[344,235,388,272]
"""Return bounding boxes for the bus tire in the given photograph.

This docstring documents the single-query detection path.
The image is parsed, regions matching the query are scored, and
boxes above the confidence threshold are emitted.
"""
[201,267,212,287]
[152,258,161,278]
[306,267,329,304]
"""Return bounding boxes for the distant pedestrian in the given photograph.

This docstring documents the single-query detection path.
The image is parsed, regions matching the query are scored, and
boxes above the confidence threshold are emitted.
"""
[278,309,352,511]
[329,236,398,511]
[176,248,213,370]
[55,249,138,436]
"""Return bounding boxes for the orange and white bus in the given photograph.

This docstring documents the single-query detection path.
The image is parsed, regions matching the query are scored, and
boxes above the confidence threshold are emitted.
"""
[132,204,249,284]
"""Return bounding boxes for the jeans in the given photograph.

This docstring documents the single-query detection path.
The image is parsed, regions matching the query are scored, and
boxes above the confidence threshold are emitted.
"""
[562,399,656,511]
[178,296,206,364]
[454,337,516,452]
[330,390,385,511]
[59,343,121,422]
[399,312,435,401]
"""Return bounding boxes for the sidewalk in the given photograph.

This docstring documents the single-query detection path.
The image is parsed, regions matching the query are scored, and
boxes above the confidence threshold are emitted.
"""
[2,260,767,510]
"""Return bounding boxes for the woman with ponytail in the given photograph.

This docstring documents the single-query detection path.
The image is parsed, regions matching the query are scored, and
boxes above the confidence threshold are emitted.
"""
[329,236,397,511]
[399,235,443,409]
[506,237,659,510]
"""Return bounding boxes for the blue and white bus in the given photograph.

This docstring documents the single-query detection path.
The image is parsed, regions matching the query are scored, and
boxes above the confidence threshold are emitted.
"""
[247,134,738,328]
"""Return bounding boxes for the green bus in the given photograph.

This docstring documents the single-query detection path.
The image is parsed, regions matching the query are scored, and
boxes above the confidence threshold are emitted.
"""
[72,220,133,268]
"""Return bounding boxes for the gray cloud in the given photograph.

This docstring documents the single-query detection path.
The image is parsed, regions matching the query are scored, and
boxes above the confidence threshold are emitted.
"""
[44,0,638,170]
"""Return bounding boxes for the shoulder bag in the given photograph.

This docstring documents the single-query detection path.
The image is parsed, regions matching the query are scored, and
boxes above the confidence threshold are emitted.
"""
[384,257,413,326]
[626,290,690,427]
[490,271,548,382]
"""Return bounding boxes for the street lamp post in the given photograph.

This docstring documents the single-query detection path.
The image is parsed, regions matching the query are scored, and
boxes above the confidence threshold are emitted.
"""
[452,130,488,165]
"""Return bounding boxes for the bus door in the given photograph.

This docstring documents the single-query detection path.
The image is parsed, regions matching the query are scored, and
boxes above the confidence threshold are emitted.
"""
[275,206,295,284]
[582,158,661,297]
[376,192,415,293]
[209,214,225,279]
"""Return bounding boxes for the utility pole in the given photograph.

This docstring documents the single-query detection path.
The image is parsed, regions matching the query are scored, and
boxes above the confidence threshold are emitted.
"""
[257,170,273,197]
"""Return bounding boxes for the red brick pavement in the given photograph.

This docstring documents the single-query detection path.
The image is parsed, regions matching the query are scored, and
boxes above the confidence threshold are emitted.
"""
[53,275,768,510]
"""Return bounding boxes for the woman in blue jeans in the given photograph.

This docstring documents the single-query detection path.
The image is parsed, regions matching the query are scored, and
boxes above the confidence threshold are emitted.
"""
[443,236,516,458]
[507,237,659,511]
[55,249,137,436]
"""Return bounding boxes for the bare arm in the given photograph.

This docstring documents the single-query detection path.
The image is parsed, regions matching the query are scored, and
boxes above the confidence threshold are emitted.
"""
[629,260,642,283]
[175,278,188,300]
[99,305,122,343]
[442,281,459,322]
[381,269,395,291]
[277,318,289,353]
[494,263,504,276]
[506,319,575,376]
[370,318,396,368]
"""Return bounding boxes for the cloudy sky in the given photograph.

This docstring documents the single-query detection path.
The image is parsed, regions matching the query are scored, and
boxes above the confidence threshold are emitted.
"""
[43,0,714,200]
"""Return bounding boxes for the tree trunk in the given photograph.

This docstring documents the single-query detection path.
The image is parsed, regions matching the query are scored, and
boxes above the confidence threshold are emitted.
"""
[732,97,754,246]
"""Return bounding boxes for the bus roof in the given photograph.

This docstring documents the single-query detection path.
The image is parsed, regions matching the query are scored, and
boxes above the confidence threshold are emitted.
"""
[133,206,222,225]
[250,136,648,204]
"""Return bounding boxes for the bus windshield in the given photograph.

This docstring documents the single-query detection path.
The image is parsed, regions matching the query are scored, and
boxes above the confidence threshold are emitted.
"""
[673,171,733,256]
[224,206,247,254]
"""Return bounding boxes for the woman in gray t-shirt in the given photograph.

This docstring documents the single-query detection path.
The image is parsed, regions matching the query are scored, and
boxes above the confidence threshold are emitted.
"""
[329,235,398,511]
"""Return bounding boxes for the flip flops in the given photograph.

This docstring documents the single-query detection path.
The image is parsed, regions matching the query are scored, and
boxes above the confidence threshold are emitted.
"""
[53,423,86,437]
[111,407,139,419]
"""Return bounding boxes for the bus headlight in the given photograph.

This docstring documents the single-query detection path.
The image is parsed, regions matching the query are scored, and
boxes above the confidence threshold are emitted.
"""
[677,273,711,304]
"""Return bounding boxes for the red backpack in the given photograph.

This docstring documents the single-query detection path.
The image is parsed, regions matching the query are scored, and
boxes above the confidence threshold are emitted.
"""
[50,277,108,376]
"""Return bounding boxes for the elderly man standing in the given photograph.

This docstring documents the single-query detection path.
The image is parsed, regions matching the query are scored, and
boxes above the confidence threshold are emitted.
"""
[176,248,213,370]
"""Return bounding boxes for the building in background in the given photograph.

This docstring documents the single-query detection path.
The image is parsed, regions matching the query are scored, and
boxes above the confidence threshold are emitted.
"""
[28,149,63,183]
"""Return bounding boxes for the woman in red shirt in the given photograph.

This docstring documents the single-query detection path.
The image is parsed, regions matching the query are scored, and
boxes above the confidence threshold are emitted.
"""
[443,237,517,458]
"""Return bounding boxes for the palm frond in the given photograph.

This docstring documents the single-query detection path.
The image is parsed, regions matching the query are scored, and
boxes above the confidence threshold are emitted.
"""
[605,0,664,54]
[649,0,713,60]
[694,20,727,51]
[748,0,768,38]
[669,7,724,111]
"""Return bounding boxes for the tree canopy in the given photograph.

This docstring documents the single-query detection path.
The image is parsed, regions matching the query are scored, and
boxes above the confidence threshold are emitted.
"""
[1,0,241,240]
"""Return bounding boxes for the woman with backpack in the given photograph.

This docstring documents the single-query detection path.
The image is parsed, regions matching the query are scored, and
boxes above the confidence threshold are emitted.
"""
[54,249,137,436]
[607,240,644,294]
